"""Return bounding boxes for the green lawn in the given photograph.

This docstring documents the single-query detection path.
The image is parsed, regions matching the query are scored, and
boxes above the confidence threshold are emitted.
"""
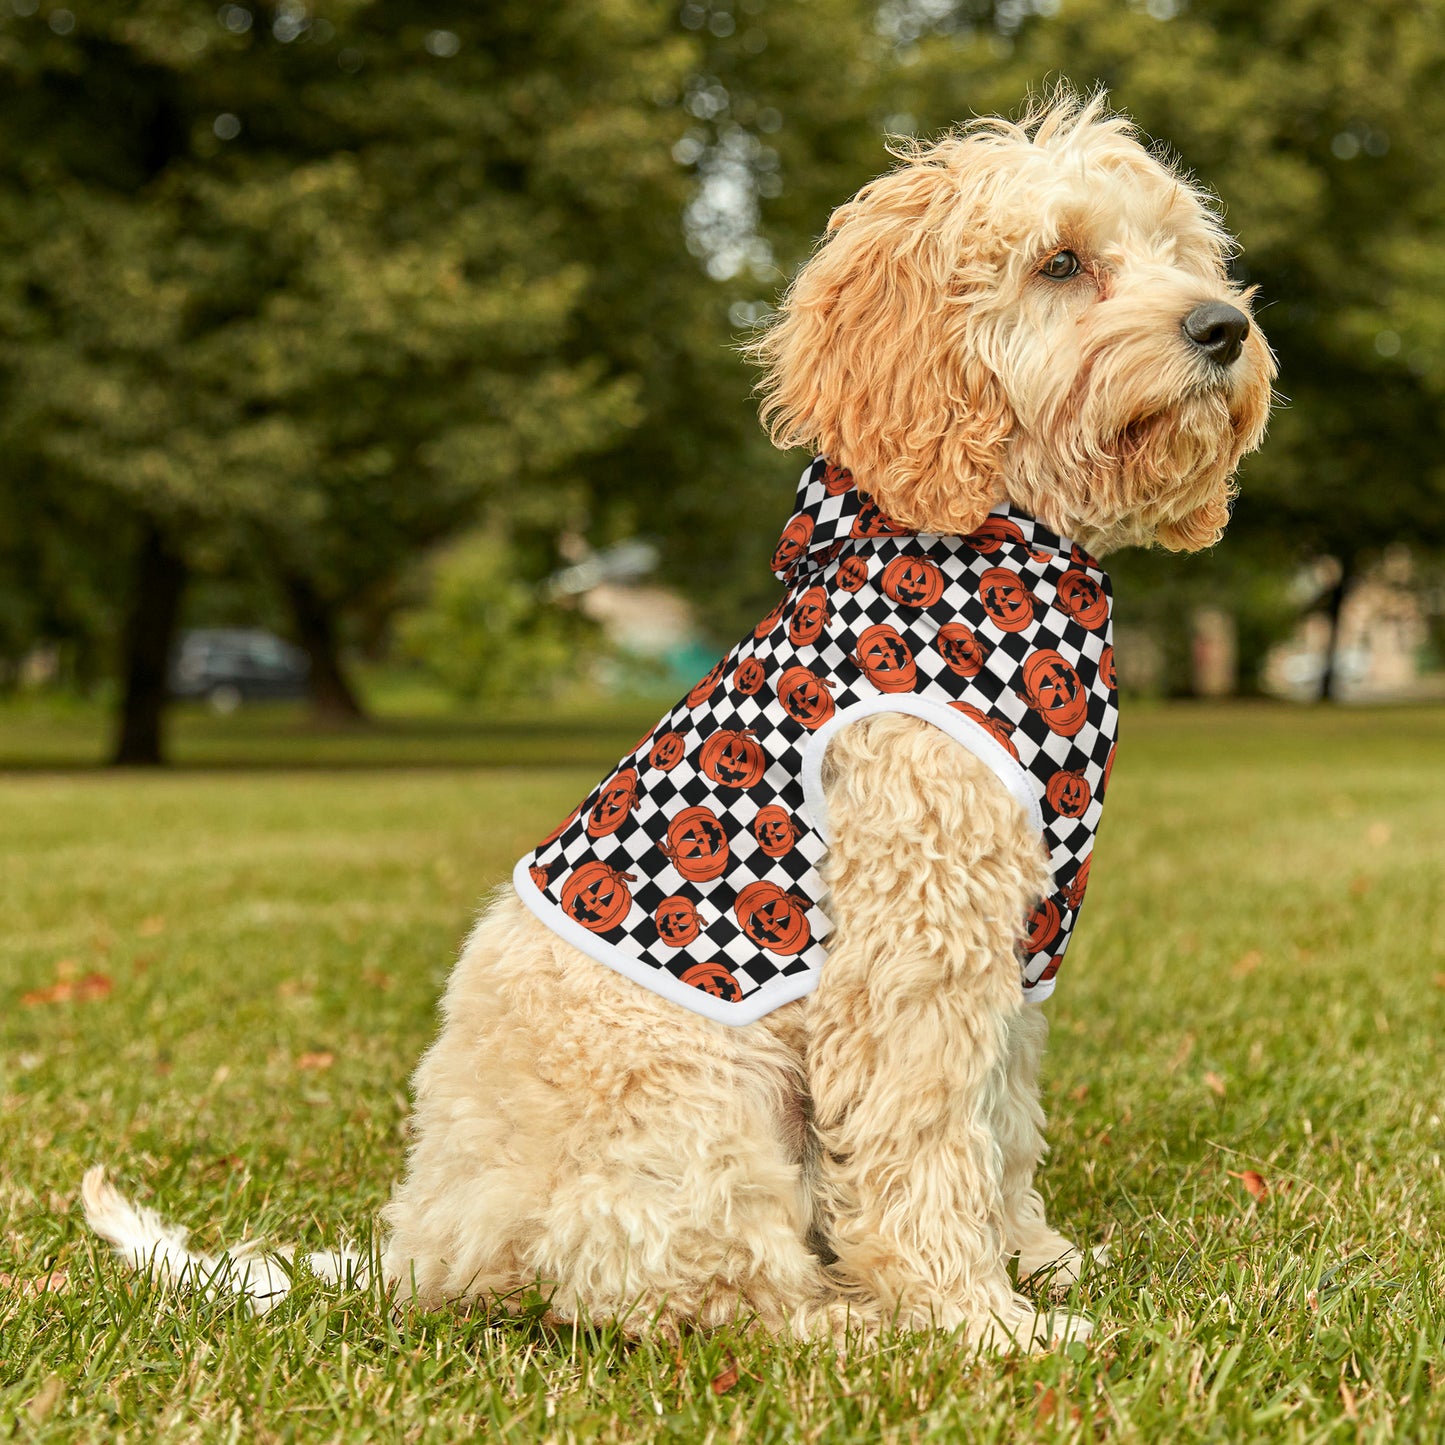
[2,702,1443,1442]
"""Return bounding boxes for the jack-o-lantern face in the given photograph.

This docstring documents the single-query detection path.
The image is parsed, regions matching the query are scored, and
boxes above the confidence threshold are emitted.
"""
[853,624,916,693]
[1045,768,1092,819]
[528,863,551,891]
[686,658,726,708]
[1061,854,1091,910]
[948,701,1020,759]
[539,804,580,846]
[1070,542,1099,570]
[751,805,798,857]
[936,622,990,678]
[1098,645,1117,691]
[659,805,729,881]
[680,960,742,1002]
[978,567,1035,633]
[649,730,686,771]
[1020,649,1088,736]
[735,881,812,955]
[851,495,908,538]
[966,517,1026,554]
[788,586,829,646]
[880,555,945,608]
[776,665,835,729]
[771,514,814,576]
[655,894,702,947]
[835,556,869,593]
[1054,569,1108,630]
[822,461,854,495]
[755,594,788,640]
[699,728,766,788]
[587,767,639,838]
[1024,896,1061,953]
[560,861,636,933]
[733,657,766,696]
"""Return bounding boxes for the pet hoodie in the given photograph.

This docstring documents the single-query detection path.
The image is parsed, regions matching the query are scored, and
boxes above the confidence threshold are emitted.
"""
[515,456,1119,1026]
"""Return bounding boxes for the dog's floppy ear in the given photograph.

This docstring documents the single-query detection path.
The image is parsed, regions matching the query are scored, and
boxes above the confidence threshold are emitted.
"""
[749,145,1013,535]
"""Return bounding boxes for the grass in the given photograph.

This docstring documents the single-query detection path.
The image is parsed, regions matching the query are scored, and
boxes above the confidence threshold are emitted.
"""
[1,699,1443,1442]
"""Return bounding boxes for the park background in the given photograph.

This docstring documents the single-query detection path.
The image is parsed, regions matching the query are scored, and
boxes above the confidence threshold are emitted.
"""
[2,2,1444,1442]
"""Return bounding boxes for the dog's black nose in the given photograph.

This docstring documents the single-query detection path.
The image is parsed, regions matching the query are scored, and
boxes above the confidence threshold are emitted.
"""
[1182,302,1250,366]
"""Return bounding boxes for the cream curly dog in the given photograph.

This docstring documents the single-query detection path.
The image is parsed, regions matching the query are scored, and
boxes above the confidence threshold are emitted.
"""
[85,93,1273,1350]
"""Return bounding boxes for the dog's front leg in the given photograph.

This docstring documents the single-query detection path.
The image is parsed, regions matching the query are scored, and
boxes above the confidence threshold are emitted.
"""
[807,713,1088,1349]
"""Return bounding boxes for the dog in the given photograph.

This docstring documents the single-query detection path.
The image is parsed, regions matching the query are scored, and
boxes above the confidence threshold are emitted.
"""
[85,90,1273,1351]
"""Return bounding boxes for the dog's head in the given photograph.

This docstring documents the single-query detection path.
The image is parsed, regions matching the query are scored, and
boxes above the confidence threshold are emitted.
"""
[751,91,1275,554]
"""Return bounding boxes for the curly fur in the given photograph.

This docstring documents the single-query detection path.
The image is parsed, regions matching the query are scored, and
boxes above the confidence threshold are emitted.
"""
[85,89,1272,1353]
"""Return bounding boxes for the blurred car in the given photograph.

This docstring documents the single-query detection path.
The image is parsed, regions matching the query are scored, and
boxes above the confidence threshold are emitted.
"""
[169,629,310,712]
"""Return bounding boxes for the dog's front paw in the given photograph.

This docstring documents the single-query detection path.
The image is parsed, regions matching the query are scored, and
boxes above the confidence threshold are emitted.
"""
[970,1295,1093,1353]
[1017,1238,1110,1294]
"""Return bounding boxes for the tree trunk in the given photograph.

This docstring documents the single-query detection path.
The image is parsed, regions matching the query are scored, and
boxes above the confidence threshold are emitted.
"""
[111,523,187,766]
[284,572,367,723]
[1316,553,1355,703]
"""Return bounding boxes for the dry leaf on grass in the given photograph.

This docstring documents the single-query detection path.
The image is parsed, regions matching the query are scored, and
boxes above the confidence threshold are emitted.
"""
[21,973,113,1007]
[1231,950,1263,978]
[295,1051,334,1071]
[361,969,394,991]
[710,1355,739,1396]
[1203,1071,1227,1098]
[0,1268,70,1298]
[1433,973,1445,990]
[1228,1169,1269,1201]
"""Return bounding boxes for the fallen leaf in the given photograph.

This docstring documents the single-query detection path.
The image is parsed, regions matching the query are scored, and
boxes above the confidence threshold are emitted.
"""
[1204,1071,1227,1098]
[1433,973,1445,990]
[21,973,112,1007]
[361,969,394,992]
[138,916,166,937]
[1229,1169,1268,1201]
[295,1051,334,1072]
[1069,1083,1089,1103]
[1034,1386,1058,1425]
[27,1375,64,1423]
[1231,950,1263,978]
[1349,875,1372,898]
[0,1267,69,1299]
[711,1355,739,1396]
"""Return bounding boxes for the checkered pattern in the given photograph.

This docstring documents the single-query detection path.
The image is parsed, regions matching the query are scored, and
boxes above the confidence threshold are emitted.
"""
[516,456,1119,1020]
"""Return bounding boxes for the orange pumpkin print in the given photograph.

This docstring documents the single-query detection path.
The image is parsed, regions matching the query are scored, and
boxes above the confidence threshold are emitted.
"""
[649,730,686,771]
[560,861,636,933]
[788,586,829,646]
[1098,645,1117,691]
[1037,954,1063,983]
[1019,649,1088,736]
[978,567,1035,632]
[948,700,1020,759]
[822,461,854,495]
[1061,854,1091,910]
[835,556,869,593]
[1070,542,1099,569]
[539,804,580,846]
[686,658,726,708]
[528,863,550,891]
[1044,768,1092,819]
[1024,896,1061,953]
[851,495,908,538]
[587,767,640,838]
[771,514,814,575]
[966,517,1026,554]
[751,805,798,858]
[680,960,743,1003]
[698,728,767,788]
[880,555,945,608]
[735,881,812,955]
[754,594,788,640]
[659,805,730,882]
[853,624,916,693]
[733,657,766,696]
[1054,569,1108,629]
[655,894,703,947]
[936,622,990,678]
[1102,743,1116,794]
[776,665,836,729]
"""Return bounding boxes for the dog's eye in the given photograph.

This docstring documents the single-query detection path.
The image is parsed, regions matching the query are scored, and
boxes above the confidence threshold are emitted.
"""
[1041,250,1081,280]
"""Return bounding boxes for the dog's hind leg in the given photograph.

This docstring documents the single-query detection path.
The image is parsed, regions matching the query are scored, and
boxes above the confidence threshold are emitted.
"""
[806,713,1090,1350]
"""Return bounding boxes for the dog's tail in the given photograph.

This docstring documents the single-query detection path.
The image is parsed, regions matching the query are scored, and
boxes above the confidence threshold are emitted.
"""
[81,1166,369,1315]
